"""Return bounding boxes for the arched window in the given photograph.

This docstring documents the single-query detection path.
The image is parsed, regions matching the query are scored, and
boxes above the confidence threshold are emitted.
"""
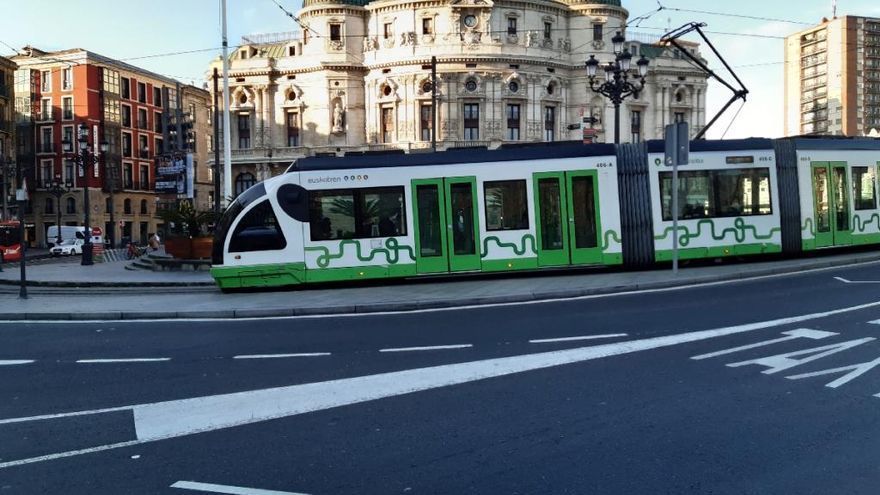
[140,199,148,214]
[45,198,54,214]
[235,172,256,197]
[124,198,132,214]
[66,197,76,214]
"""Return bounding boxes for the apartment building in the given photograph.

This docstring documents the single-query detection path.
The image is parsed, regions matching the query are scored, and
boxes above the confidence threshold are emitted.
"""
[785,16,880,136]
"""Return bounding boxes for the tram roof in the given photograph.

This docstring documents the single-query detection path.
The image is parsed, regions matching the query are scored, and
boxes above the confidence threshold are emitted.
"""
[645,138,775,154]
[291,141,618,172]
[790,137,880,150]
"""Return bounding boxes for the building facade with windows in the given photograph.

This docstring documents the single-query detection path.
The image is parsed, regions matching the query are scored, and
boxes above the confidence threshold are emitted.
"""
[784,15,880,136]
[10,46,210,247]
[0,56,15,220]
[208,0,707,196]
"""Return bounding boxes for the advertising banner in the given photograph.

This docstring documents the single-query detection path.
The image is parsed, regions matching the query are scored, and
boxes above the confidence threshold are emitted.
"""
[155,153,194,198]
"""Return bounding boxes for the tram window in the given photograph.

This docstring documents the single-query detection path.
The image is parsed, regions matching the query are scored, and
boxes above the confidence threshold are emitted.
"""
[229,200,287,253]
[852,166,876,210]
[659,168,772,221]
[309,190,356,240]
[714,168,772,216]
[484,180,529,231]
[660,171,711,221]
[309,186,406,241]
[359,187,407,238]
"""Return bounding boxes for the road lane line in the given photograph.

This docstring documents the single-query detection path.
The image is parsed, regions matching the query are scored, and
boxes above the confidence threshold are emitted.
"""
[379,344,473,353]
[869,319,880,325]
[233,353,331,359]
[5,260,880,324]
[0,360,34,366]
[529,334,628,344]
[171,480,310,495]
[691,329,838,360]
[0,405,133,425]
[5,296,880,469]
[76,358,171,364]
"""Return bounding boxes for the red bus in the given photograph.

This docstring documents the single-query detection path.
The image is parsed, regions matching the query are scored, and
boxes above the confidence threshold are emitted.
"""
[0,221,23,262]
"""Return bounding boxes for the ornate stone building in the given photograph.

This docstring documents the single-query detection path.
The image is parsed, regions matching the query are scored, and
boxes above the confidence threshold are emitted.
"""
[208,0,708,194]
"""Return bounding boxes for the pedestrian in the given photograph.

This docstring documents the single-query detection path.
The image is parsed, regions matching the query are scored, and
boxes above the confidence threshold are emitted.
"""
[148,233,160,252]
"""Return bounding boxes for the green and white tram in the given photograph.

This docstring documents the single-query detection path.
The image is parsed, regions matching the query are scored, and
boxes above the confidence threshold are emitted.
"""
[210,137,880,291]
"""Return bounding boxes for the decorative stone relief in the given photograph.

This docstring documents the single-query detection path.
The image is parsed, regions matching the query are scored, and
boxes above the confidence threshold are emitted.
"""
[507,34,518,45]
[524,31,538,47]
[486,119,502,139]
[383,37,395,49]
[559,38,571,52]
[363,37,377,51]
[526,120,542,139]
[401,31,416,46]
[327,40,345,51]
[592,39,605,50]
[421,34,435,44]
[542,38,554,49]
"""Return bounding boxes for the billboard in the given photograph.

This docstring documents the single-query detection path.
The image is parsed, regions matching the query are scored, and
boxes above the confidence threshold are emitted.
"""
[155,153,194,198]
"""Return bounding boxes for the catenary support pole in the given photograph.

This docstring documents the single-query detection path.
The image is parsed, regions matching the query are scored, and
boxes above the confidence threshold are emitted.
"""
[213,68,222,215]
[432,56,437,152]
[221,0,233,205]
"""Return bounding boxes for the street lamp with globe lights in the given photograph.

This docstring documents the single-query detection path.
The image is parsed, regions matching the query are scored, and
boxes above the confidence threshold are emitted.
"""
[62,123,108,265]
[43,175,72,246]
[585,31,650,144]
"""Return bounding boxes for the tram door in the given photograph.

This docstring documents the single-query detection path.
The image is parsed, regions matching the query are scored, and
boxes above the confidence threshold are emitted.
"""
[533,171,603,266]
[412,177,481,273]
[811,162,851,248]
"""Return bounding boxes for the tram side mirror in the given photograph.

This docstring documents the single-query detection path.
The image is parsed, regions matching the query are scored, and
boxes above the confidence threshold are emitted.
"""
[277,183,309,223]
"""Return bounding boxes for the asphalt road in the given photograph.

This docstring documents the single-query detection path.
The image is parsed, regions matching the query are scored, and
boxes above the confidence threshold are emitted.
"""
[2,262,880,494]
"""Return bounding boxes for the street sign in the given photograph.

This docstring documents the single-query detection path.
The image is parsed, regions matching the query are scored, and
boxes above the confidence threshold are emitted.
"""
[664,122,689,166]
[664,122,690,275]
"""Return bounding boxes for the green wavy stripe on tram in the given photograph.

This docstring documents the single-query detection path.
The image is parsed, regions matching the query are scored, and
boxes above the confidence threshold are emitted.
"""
[654,218,780,247]
[305,238,416,268]
[601,230,622,251]
[481,235,538,258]
[801,217,816,236]
[852,214,880,233]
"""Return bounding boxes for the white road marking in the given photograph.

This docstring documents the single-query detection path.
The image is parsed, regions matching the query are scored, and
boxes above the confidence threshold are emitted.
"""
[786,356,880,388]
[171,480,310,495]
[233,353,331,359]
[76,358,171,364]
[378,344,473,353]
[869,319,880,325]
[834,276,880,284]
[727,338,876,374]
[0,405,133,426]
[529,334,629,344]
[691,329,838,360]
[0,360,34,366]
[3,260,879,324]
[4,297,880,469]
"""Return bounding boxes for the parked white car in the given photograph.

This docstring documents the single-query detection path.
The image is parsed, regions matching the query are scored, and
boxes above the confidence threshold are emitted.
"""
[50,239,84,256]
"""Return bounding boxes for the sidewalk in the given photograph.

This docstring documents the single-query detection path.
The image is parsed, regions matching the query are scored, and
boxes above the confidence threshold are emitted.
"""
[1,249,880,320]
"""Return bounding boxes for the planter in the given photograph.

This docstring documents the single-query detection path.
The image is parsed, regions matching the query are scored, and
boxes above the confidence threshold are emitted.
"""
[191,237,213,259]
[164,237,193,259]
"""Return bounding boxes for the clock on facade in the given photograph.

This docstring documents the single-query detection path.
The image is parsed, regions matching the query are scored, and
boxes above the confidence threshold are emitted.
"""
[463,15,477,28]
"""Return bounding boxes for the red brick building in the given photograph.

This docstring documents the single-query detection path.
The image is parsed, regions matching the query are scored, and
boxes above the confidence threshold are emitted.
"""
[12,46,208,247]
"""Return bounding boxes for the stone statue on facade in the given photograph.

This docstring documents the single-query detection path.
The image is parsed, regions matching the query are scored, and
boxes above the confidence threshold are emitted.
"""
[525,30,537,48]
[332,103,345,133]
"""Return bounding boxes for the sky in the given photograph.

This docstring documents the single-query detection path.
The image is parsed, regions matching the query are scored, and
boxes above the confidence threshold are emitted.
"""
[3,0,880,140]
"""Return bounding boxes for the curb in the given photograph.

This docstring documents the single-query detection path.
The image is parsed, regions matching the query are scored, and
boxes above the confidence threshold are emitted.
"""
[6,252,880,321]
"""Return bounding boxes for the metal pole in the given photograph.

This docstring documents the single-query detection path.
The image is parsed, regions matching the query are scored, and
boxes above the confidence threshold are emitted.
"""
[614,102,620,144]
[1,160,7,221]
[55,190,61,245]
[431,56,437,152]
[107,160,115,248]
[81,147,93,266]
[672,161,679,275]
[221,0,233,204]
[18,200,26,299]
[213,68,221,215]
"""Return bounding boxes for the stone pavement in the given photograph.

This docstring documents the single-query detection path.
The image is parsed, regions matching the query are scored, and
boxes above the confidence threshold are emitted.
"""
[1,249,880,320]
